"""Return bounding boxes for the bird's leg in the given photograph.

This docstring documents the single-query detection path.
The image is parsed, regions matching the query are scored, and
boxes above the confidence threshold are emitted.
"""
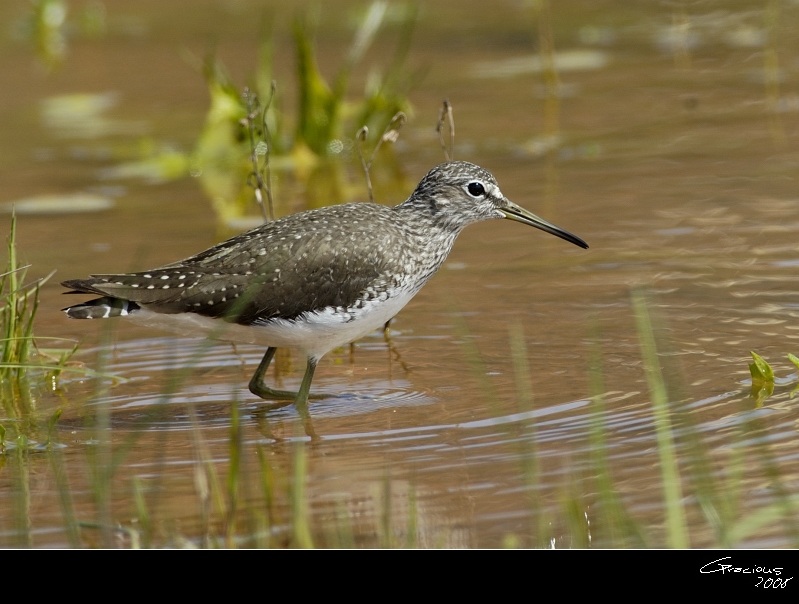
[294,358,320,441]
[383,319,410,374]
[251,353,320,441]
[249,347,324,406]
[249,347,292,402]
[294,357,317,408]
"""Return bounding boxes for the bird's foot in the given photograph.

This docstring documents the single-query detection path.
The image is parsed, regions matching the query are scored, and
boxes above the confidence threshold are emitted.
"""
[247,380,325,405]
[249,347,323,407]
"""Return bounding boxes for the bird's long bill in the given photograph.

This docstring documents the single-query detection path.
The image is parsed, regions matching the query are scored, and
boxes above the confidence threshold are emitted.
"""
[501,200,589,249]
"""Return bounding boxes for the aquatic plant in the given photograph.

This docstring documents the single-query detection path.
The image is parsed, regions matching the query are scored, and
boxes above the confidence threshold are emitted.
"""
[0,212,78,452]
[747,350,799,405]
[191,1,419,228]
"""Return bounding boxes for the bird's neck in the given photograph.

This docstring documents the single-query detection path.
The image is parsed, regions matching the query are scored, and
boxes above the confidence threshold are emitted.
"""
[394,197,469,235]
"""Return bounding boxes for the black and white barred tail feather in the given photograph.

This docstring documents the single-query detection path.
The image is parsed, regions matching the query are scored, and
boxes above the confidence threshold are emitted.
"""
[62,295,140,319]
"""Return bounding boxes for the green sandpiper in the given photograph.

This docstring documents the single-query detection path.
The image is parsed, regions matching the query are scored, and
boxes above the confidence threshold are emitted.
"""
[62,160,588,412]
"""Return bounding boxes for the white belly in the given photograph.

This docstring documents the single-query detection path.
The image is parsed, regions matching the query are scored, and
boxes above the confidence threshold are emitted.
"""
[127,288,416,360]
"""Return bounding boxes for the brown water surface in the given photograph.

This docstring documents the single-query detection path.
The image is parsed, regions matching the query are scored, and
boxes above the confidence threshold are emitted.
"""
[1,0,799,548]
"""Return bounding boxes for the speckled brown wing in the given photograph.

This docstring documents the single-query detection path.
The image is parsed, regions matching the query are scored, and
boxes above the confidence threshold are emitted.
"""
[62,203,409,325]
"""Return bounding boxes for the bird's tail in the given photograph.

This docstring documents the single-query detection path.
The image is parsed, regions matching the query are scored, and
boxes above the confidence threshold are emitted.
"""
[62,297,140,319]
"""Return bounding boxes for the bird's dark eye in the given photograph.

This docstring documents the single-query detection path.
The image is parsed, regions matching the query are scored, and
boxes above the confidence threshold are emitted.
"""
[467,181,485,197]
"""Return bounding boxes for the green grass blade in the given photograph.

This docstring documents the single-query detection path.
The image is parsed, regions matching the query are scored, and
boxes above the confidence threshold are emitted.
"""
[631,289,689,548]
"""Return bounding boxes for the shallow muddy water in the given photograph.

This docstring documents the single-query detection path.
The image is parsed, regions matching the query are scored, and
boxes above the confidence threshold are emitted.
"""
[1,0,799,548]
